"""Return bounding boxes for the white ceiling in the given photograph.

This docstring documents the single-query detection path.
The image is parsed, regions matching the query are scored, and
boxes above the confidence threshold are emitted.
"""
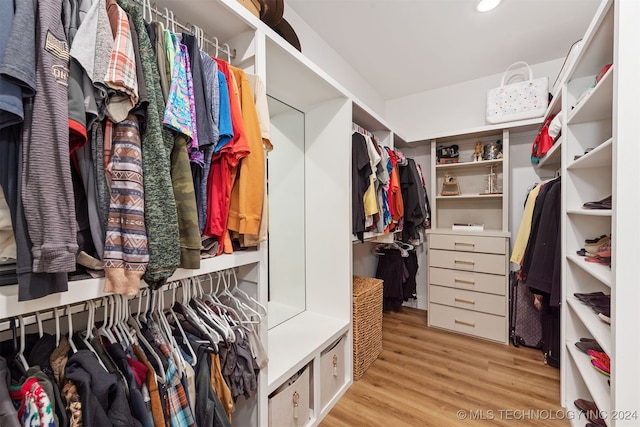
[286,0,603,101]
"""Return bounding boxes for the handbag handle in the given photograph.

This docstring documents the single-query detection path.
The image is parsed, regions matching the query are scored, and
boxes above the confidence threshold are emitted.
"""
[500,61,533,87]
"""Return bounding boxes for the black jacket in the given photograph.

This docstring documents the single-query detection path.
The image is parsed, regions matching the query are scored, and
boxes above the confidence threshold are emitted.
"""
[65,349,142,427]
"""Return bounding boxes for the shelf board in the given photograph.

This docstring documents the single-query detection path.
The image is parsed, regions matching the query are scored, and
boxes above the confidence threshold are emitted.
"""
[435,159,502,170]
[413,117,543,144]
[567,67,614,124]
[0,250,263,319]
[567,297,611,355]
[536,137,562,169]
[352,231,395,244]
[268,310,349,393]
[567,253,613,288]
[566,343,611,414]
[567,138,613,170]
[566,208,612,217]
[436,194,503,200]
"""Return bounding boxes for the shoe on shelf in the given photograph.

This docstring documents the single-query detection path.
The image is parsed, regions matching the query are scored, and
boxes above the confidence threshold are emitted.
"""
[585,254,611,267]
[585,234,608,244]
[574,399,607,426]
[590,357,610,376]
[575,339,603,354]
[598,312,611,324]
[583,195,612,210]
[584,235,610,255]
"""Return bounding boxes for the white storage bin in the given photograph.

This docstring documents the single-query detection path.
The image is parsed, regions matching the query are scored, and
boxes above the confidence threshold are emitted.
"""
[320,334,346,410]
[268,365,311,427]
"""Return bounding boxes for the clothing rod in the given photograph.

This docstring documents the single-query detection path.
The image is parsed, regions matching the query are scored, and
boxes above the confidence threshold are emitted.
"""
[133,0,236,60]
[0,267,243,329]
[352,122,374,138]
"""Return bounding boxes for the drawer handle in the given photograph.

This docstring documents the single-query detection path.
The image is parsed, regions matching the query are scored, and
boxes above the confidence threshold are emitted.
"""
[454,259,475,265]
[454,297,475,305]
[333,354,339,377]
[454,278,475,285]
[454,241,475,247]
[293,391,299,419]
[455,319,476,327]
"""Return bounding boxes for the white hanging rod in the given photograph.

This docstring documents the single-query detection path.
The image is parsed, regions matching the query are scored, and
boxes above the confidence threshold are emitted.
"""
[352,122,374,138]
[133,0,236,60]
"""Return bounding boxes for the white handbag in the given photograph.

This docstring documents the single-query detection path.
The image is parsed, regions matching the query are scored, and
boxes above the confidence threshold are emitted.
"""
[486,61,548,124]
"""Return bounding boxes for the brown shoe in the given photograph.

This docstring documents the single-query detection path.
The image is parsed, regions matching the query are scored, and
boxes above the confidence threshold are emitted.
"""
[574,399,606,426]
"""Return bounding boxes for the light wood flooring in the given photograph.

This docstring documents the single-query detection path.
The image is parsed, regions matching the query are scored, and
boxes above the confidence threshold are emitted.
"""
[320,307,570,427]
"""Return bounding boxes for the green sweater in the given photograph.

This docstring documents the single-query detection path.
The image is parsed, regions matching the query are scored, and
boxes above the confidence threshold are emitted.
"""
[118,0,180,288]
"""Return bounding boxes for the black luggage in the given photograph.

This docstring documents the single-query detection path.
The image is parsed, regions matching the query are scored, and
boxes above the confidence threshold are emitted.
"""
[509,271,543,349]
[541,297,561,368]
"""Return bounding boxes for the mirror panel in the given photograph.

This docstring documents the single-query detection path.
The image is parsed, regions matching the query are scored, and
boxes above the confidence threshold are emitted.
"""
[267,96,306,329]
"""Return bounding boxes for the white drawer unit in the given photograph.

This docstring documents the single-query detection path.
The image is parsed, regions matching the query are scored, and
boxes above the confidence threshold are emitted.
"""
[427,232,509,344]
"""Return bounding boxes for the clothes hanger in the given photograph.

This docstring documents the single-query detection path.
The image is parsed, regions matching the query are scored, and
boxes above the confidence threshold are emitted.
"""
[156,287,186,376]
[201,273,242,330]
[35,311,44,338]
[115,295,133,349]
[227,269,264,322]
[66,305,78,353]
[142,0,152,23]
[54,307,61,346]
[192,275,236,342]
[215,270,256,333]
[230,268,266,317]
[224,43,231,63]
[97,296,117,344]
[174,278,221,351]
[127,288,166,383]
[168,280,197,366]
[16,315,29,371]
[82,300,109,371]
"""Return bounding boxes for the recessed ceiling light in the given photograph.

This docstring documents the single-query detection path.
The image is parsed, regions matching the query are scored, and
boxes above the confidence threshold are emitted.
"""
[476,0,501,12]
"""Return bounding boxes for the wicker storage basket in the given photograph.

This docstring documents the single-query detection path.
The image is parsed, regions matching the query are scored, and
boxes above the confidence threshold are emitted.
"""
[352,275,383,380]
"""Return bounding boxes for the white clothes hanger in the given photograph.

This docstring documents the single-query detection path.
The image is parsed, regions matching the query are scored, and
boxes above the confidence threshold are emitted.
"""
[127,289,166,383]
[66,305,78,353]
[35,311,44,338]
[168,280,197,366]
[53,307,61,346]
[224,43,231,63]
[192,276,236,342]
[16,316,29,371]
[229,268,265,320]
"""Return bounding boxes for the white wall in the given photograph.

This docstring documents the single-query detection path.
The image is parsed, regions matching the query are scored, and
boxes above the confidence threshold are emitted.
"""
[385,59,565,141]
[284,7,386,116]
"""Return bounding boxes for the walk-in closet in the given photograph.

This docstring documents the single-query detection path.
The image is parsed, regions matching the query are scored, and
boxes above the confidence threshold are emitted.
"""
[0,0,638,426]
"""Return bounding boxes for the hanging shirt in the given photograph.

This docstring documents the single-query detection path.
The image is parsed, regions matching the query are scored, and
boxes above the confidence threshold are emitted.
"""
[104,0,138,123]
[9,377,56,427]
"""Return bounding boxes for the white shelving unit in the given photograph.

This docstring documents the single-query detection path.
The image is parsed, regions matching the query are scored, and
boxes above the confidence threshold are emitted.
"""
[561,0,640,425]
[1,0,359,426]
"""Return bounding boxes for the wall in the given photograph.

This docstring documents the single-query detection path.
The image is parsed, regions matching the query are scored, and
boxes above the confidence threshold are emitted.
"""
[386,59,564,141]
[283,8,387,116]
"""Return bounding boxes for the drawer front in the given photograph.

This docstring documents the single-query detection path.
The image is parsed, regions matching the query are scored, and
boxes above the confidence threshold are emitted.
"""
[429,233,506,254]
[269,366,311,427]
[428,303,507,343]
[429,285,506,316]
[429,267,506,295]
[429,249,506,275]
[320,335,347,410]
